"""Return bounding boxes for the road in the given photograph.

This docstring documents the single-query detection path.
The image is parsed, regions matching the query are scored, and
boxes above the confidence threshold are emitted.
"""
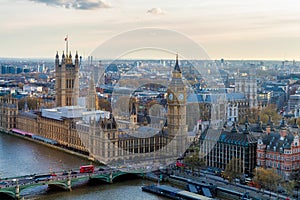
[169,168,292,200]
[0,166,118,189]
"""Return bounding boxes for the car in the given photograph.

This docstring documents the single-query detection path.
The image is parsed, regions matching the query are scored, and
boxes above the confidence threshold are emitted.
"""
[277,188,286,194]
[25,176,33,180]
[0,181,7,185]
[245,177,252,184]
[62,171,68,175]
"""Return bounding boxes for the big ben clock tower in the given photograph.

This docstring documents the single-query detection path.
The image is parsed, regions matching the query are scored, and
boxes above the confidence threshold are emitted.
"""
[167,55,188,157]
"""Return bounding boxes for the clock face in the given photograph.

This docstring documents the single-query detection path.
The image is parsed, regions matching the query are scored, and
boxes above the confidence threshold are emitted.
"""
[178,93,184,100]
[168,93,173,100]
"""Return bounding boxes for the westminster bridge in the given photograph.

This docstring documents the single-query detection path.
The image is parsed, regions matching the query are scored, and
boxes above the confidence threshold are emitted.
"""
[0,167,146,200]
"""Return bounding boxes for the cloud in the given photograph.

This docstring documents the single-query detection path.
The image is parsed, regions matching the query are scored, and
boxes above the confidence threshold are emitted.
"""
[30,0,111,10]
[147,8,166,15]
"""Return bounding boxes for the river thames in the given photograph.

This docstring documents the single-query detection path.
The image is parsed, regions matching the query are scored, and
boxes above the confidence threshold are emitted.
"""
[0,133,167,200]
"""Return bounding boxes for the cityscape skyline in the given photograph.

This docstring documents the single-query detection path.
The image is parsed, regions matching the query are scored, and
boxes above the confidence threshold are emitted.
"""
[1,0,300,60]
[0,27,300,198]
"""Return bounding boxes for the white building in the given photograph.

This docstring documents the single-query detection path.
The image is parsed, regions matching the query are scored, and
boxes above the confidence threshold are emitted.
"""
[288,94,300,112]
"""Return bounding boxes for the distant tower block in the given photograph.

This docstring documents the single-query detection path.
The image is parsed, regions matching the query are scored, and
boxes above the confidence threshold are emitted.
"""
[55,51,79,107]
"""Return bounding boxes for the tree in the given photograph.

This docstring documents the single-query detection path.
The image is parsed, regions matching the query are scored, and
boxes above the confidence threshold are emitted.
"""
[253,167,282,192]
[260,104,281,124]
[239,104,281,124]
[222,157,243,183]
[290,169,300,181]
[239,108,260,124]
[287,118,300,127]
[282,180,296,197]
[18,97,39,110]
[183,151,205,174]
[98,98,111,112]
[289,170,300,198]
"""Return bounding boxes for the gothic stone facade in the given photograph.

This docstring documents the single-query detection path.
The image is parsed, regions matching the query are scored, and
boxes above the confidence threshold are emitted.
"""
[0,95,18,131]
[55,52,79,107]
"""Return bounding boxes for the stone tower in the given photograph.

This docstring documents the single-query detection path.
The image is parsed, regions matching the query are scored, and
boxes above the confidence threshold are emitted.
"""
[167,55,188,158]
[86,77,99,111]
[55,51,79,107]
[235,74,257,108]
[129,98,138,130]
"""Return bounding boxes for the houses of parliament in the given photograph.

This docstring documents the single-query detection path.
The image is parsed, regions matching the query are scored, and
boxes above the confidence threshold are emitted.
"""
[0,49,190,166]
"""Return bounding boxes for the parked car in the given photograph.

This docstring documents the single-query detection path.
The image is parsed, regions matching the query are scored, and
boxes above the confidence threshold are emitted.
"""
[0,181,7,185]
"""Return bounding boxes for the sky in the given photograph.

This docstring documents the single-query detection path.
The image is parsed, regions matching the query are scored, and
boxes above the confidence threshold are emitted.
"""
[1,0,300,60]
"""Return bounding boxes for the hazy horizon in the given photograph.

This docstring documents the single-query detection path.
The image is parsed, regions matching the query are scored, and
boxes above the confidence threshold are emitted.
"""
[0,57,296,62]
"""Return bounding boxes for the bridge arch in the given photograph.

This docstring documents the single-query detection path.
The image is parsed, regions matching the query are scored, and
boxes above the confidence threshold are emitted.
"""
[0,190,15,199]
[48,182,70,191]
[90,174,111,183]
[111,171,128,181]
[90,171,143,183]
[111,171,143,182]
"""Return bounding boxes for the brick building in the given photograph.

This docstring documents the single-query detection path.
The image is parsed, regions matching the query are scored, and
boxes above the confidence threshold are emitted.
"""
[257,119,300,179]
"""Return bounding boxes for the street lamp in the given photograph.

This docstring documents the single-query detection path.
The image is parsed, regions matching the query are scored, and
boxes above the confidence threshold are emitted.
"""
[12,178,20,199]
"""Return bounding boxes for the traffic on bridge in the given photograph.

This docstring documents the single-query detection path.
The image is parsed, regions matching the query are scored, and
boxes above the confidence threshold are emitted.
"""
[0,164,146,200]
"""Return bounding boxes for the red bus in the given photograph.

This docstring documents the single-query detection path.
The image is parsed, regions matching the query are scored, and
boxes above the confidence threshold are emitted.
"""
[80,165,95,173]
[176,161,185,167]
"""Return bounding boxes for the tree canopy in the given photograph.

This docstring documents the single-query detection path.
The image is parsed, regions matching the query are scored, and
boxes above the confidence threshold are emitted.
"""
[222,157,243,182]
[98,98,111,112]
[253,167,282,191]
[183,151,205,172]
[18,97,39,110]
[239,104,281,125]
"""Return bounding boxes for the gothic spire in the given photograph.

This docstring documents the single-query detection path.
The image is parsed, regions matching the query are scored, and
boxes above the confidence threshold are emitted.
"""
[174,54,181,73]
[242,116,250,134]
[131,102,136,115]
[231,122,238,133]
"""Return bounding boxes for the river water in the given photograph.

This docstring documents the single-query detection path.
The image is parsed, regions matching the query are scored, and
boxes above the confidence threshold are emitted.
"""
[0,133,166,200]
